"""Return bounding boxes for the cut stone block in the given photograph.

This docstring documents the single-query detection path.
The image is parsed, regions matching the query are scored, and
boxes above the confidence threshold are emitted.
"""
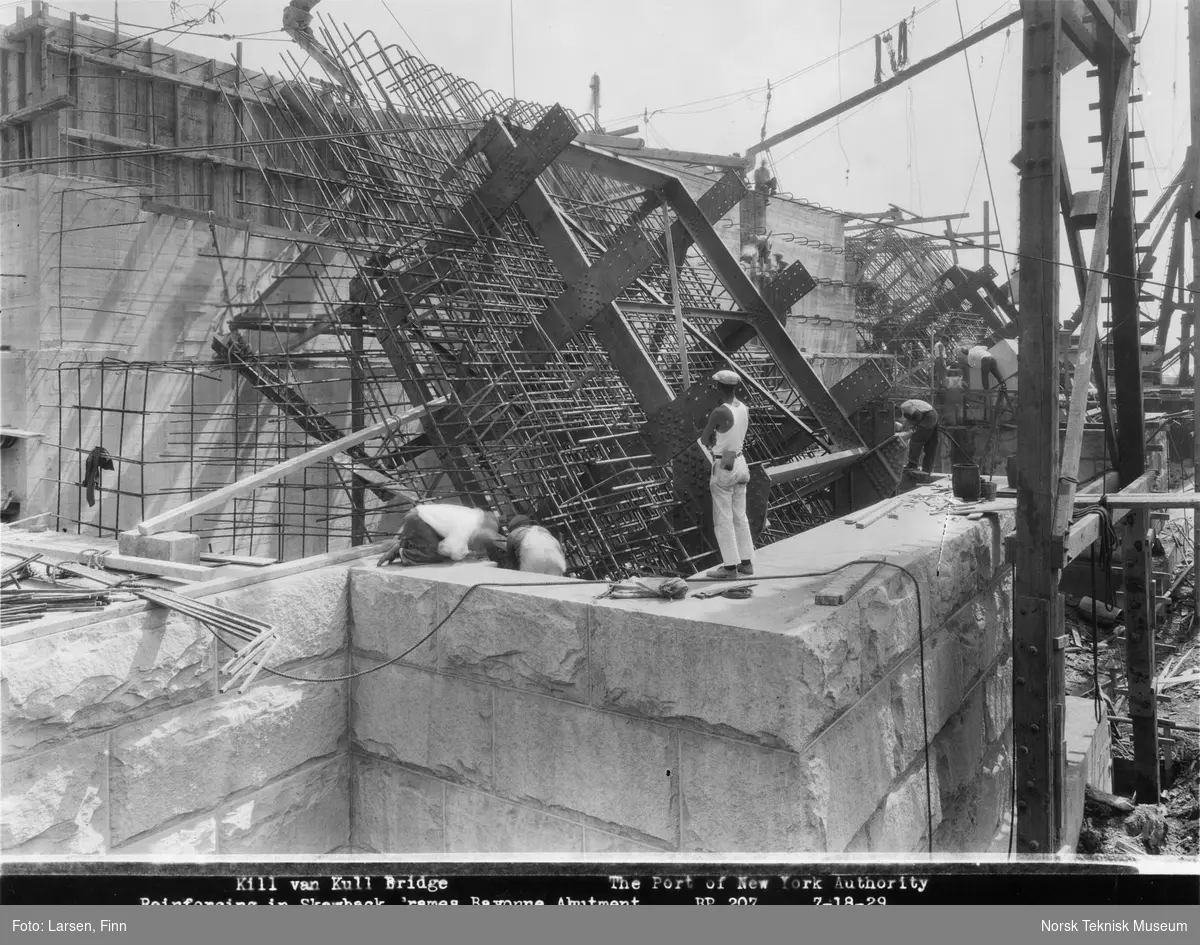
[118,529,200,564]
[349,566,438,670]
[351,661,492,788]
[211,565,349,670]
[2,608,213,759]
[932,682,988,803]
[109,664,345,845]
[865,759,943,854]
[1,732,108,854]
[679,731,822,853]
[934,738,1011,853]
[439,584,588,702]
[219,756,350,855]
[120,816,217,855]
[984,658,1013,743]
[444,784,584,854]
[352,755,444,854]
[583,827,668,855]
[590,606,849,752]
[799,682,899,853]
[889,631,969,769]
[493,690,677,844]
[944,574,1013,684]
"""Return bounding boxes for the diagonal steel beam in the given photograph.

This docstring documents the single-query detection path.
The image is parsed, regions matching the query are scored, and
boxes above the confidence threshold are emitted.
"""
[658,176,865,450]
[440,107,580,240]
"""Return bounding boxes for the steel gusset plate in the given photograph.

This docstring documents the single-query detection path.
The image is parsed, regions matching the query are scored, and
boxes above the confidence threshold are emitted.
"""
[762,260,819,317]
[640,380,725,466]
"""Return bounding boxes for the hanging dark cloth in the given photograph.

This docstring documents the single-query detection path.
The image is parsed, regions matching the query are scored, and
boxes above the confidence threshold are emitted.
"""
[898,19,909,68]
[83,446,114,508]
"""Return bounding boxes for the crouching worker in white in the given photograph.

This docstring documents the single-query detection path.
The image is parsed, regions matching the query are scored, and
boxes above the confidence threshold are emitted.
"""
[377,503,502,567]
[697,369,754,581]
[486,514,567,576]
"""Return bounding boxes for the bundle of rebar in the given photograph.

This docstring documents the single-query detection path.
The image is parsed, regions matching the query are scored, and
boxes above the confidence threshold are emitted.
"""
[0,586,117,626]
[50,561,278,694]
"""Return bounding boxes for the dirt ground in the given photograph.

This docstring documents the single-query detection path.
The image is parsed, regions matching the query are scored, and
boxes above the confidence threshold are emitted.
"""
[1063,562,1200,860]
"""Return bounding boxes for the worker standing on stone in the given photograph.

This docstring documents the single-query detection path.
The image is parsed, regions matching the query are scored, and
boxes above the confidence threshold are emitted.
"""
[487,514,567,576]
[377,502,502,567]
[697,369,754,580]
[898,398,940,474]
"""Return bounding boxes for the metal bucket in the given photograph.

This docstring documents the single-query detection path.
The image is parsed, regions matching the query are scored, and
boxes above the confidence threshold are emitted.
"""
[952,463,982,502]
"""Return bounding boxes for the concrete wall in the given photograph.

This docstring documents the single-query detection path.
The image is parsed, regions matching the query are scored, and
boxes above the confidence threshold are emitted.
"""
[0,172,402,555]
[1,563,355,855]
[347,497,1018,855]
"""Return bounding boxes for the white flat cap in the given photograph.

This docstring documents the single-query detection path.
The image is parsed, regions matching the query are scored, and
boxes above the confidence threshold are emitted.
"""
[712,369,740,386]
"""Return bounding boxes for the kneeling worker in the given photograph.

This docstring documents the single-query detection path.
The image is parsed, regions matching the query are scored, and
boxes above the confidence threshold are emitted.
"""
[377,503,501,567]
[487,514,567,576]
[898,398,940,474]
[698,369,754,580]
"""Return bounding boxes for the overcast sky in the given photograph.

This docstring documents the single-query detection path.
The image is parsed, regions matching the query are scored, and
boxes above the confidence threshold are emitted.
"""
[8,0,1193,318]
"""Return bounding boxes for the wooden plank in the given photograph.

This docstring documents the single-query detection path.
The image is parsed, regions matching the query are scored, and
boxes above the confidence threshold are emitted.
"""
[136,400,442,536]
[1052,54,1133,542]
[43,41,279,102]
[142,199,340,246]
[747,9,1022,160]
[575,132,646,150]
[199,553,277,567]
[815,562,884,606]
[0,537,215,582]
[61,127,342,182]
[1096,491,1200,508]
[1012,0,1063,856]
[1060,1,1102,63]
[765,447,867,485]
[610,144,749,169]
[0,91,72,127]
[1083,0,1133,54]
[1062,469,1158,564]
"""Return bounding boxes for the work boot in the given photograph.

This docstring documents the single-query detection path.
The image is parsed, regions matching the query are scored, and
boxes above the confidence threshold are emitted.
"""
[702,565,739,580]
[737,561,754,576]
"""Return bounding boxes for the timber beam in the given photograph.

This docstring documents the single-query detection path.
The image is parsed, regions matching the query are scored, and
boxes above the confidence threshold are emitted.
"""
[1013,0,1064,856]
[1051,55,1133,544]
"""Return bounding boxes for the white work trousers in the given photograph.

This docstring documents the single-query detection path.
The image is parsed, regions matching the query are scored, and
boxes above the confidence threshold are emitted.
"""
[710,455,753,566]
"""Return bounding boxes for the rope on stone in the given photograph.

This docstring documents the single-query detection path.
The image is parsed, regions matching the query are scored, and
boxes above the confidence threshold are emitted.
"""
[595,576,690,601]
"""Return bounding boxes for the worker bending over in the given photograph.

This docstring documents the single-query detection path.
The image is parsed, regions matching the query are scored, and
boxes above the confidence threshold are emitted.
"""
[898,398,940,474]
[377,503,501,567]
[963,344,1006,391]
[698,369,754,580]
[487,514,567,576]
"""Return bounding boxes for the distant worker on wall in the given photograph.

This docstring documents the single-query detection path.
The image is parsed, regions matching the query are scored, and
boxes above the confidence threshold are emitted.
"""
[698,370,755,580]
[898,398,940,474]
[932,334,949,389]
[377,503,502,568]
[753,160,777,196]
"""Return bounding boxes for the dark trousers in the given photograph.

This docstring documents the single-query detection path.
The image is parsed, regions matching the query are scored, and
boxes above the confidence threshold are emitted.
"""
[907,414,940,473]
